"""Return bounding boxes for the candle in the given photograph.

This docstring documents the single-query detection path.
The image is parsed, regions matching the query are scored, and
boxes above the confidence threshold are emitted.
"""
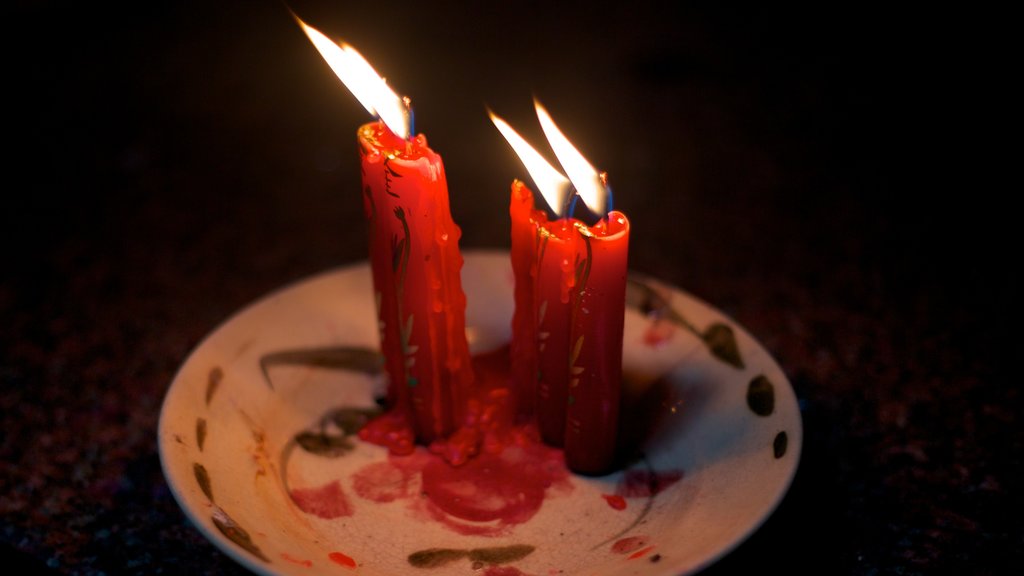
[564,210,629,474]
[492,103,630,474]
[297,17,473,453]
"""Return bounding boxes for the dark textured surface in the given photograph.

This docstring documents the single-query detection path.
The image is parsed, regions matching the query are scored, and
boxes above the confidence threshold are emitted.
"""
[2,1,1017,575]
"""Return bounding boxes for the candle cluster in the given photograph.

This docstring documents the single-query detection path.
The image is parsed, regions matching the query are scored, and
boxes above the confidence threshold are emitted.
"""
[496,105,630,475]
[298,17,628,475]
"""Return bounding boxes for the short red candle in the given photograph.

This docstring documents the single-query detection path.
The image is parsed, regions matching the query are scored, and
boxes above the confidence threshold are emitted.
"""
[357,121,474,449]
[509,180,542,419]
[509,180,577,446]
[564,211,630,475]
[533,215,580,446]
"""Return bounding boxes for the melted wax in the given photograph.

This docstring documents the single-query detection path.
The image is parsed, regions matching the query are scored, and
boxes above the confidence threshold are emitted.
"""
[354,347,573,535]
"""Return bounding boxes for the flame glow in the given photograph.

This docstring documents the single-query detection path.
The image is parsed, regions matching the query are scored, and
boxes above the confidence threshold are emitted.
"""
[534,100,606,216]
[489,111,571,217]
[297,16,409,139]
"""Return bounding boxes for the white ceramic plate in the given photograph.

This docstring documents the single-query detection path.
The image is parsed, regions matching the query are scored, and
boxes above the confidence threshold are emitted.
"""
[158,250,801,576]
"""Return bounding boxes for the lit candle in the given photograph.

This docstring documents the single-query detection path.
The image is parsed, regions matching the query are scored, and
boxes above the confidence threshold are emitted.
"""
[491,103,630,474]
[298,17,473,452]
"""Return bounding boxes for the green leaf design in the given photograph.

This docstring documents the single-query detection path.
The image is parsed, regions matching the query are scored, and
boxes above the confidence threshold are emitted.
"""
[329,407,381,436]
[468,544,536,564]
[407,545,535,569]
[570,335,584,368]
[573,235,593,315]
[408,548,467,568]
[196,418,207,452]
[205,367,223,406]
[392,236,406,273]
[294,407,382,458]
[773,431,788,459]
[746,374,775,416]
[702,323,744,369]
[569,335,585,389]
[295,431,355,457]
[402,315,414,345]
[259,346,383,390]
[212,506,269,563]
[193,462,213,502]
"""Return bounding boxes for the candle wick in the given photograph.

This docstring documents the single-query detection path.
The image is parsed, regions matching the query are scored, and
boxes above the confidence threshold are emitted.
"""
[566,190,579,221]
[403,96,415,140]
[599,172,612,214]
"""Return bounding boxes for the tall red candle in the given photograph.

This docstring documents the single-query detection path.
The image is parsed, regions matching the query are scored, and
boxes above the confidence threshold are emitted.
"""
[295,17,476,455]
[357,121,474,449]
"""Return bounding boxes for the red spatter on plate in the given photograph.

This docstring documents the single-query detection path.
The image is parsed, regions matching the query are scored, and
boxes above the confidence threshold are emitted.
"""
[602,494,627,510]
[611,535,649,554]
[642,318,675,347]
[629,545,656,560]
[483,566,533,576]
[289,481,354,519]
[328,551,357,568]
[616,469,683,497]
[352,461,415,503]
[280,552,312,567]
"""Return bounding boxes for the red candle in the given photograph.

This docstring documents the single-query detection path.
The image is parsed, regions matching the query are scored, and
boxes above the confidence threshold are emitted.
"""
[564,211,629,474]
[296,17,473,454]
[358,122,474,448]
[508,180,541,419]
[533,216,580,446]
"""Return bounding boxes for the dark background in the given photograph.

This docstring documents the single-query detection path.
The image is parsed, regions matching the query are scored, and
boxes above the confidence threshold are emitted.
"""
[2,1,1017,574]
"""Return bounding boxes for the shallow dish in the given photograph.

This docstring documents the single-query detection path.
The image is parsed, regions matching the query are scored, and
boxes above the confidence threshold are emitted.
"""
[158,250,801,575]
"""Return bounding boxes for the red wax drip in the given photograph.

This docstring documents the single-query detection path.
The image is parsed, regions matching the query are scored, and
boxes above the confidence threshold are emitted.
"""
[279,552,312,567]
[611,535,650,554]
[357,409,416,455]
[483,567,531,576]
[602,493,627,510]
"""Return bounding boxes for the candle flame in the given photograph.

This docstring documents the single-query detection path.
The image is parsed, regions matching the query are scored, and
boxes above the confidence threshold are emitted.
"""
[534,100,606,216]
[489,110,571,217]
[296,16,409,139]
